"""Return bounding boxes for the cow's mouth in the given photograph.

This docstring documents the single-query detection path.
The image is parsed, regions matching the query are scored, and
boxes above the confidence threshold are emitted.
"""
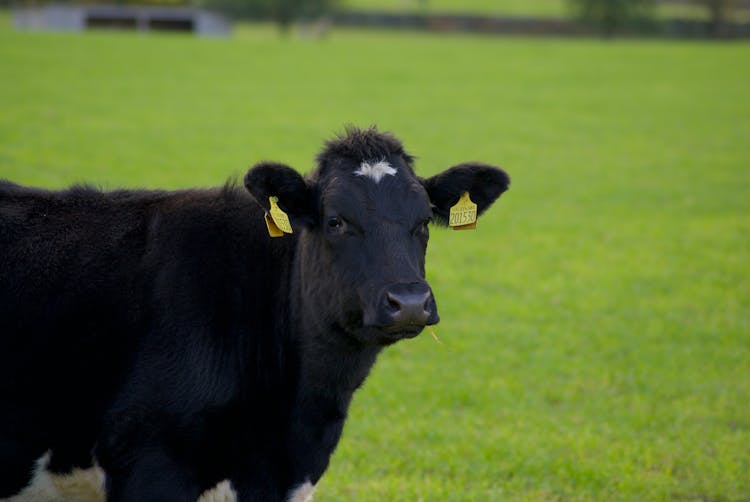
[372,322,440,345]
[350,322,428,346]
[382,324,426,339]
[347,305,438,345]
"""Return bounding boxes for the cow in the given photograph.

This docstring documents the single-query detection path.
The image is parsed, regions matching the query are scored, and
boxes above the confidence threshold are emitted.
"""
[0,126,510,501]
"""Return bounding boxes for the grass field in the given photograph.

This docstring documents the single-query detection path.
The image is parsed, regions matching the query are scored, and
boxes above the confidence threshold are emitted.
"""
[2,11,750,501]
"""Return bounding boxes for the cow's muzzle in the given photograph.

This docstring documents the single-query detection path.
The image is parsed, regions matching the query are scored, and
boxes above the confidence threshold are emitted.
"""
[365,282,439,337]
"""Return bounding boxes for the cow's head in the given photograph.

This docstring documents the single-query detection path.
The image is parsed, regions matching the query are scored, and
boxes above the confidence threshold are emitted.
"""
[245,127,509,346]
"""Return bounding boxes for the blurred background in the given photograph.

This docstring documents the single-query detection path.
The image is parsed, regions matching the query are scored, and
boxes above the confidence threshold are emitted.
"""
[1,0,748,500]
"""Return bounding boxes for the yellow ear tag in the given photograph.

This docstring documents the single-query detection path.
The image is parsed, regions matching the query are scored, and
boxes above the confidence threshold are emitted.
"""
[264,213,284,238]
[449,192,477,230]
[267,196,293,236]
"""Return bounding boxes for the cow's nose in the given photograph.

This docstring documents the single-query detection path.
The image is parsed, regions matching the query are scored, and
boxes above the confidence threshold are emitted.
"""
[383,283,439,330]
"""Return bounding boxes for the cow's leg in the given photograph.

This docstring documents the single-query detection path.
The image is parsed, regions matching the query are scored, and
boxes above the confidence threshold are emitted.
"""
[104,446,202,502]
[230,477,285,502]
[229,459,288,502]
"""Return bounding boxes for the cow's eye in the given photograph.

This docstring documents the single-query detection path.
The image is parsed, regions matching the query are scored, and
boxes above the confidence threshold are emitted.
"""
[326,215,363,237]
[412,217,431,236]
[327,216,344,232]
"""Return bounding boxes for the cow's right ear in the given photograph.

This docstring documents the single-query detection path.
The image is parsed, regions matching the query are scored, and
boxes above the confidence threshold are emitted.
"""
[244,162,316,228]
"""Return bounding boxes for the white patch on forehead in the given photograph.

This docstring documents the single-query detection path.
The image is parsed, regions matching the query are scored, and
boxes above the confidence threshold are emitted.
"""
[287,480,316,502]
[354,160,397,183]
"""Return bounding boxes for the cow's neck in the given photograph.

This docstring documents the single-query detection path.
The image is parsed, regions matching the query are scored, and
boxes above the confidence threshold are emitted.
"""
[297,323,381,406]
[289,321,382,486]
[286,242,383,485]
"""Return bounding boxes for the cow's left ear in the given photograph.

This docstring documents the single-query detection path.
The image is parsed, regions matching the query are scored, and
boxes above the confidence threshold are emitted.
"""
[421,162,510,226]
[244,162,317,228]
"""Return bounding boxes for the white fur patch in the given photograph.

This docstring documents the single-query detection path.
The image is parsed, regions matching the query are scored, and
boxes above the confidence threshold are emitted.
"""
[15,454,233,502]
[200,480,237,502]
[287,480,316,502]
[10,453,105,502]
[354,160,397,183]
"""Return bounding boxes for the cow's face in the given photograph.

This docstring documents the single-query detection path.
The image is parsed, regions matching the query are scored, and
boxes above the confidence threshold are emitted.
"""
[245,128,509,346]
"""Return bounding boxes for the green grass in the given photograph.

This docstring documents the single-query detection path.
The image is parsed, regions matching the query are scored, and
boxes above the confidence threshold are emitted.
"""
[2,13,750,501]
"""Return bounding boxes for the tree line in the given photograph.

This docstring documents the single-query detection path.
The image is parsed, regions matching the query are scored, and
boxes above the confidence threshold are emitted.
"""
[570,0,741,37]
[4,0,743,37]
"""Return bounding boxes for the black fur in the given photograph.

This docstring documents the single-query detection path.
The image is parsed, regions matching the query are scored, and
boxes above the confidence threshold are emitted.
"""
[0,127,509,501]
[316,125,415,168]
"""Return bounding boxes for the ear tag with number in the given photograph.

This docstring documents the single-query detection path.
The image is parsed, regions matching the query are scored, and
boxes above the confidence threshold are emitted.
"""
[265,196,293,237]
[449,192,477,230]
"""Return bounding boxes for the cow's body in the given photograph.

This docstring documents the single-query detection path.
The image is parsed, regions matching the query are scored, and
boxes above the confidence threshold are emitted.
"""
[0,128,509,501]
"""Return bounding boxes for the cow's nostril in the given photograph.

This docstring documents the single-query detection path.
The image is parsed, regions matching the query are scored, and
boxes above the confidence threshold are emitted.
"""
[386,292,401,312]
[366,283,439,334]
[382,284,433,329]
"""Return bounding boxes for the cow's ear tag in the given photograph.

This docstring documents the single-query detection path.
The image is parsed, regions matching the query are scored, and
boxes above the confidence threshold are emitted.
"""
[449,192,477,231]
[264,213,284,237]
[265,196,293,237]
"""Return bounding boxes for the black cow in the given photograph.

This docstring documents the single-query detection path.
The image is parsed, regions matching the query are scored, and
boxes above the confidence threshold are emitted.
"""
[0,127,509,501]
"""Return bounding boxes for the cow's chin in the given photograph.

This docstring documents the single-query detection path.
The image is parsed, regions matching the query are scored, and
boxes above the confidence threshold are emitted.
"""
[358,324,425,346]
[340,313,426,346]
